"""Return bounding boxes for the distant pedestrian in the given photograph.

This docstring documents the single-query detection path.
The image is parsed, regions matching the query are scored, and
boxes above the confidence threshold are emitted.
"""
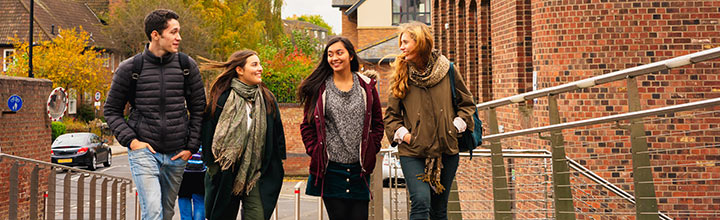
[177,146,206,220]
[104,9,206,220]
[298,36,384,220]
[384,21,476,220]
[201,50,287,220]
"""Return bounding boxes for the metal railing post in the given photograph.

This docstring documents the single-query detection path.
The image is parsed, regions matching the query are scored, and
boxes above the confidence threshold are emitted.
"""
[370,153,383,220]
[487,108,512,219]
[112,180,119,220]
[102,178,109,220]
[627,77,660,219]
[273,205,279,220]
[121,182,128,220]
[546,94,576,219]
[30,165,39,220]
[9,162,20,220]
[447,180,462,219]
[47,167,56,220]
[78,174,86,220]
[318,197,324,220]
[64,170,72,220]
[390,151,400,220]
[294,181,303,220]
[135,189,140,220]
[90,176,98,220]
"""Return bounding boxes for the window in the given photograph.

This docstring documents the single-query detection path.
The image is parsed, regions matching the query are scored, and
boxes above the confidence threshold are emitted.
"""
[392,0,431,25]
[102,53,110,67]
[3,49,15,72]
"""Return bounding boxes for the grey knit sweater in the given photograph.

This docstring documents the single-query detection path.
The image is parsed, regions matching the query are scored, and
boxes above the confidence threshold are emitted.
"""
[324,73,364,164]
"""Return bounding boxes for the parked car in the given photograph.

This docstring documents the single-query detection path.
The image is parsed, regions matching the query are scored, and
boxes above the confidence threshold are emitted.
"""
[51,132,111,171]
[382,150,405,187]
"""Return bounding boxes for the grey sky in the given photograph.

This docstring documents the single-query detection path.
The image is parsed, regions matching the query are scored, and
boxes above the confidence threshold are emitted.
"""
[282,0,342,34]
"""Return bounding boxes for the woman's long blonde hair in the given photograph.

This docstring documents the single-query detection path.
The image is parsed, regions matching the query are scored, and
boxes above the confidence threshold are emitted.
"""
[389,22,434,99]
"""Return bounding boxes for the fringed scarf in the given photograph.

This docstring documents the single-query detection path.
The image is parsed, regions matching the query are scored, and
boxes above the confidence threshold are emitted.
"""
[211,78,267,195]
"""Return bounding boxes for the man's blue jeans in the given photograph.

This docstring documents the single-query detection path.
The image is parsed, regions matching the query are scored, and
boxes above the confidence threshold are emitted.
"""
[399,153,459,220]
[128,148,187,220]
[178,194,205,220]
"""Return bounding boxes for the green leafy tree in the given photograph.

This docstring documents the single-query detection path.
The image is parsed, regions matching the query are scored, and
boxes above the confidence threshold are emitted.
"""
[284,30,321,59]
[190,0,266,58]
[103,0,213,58]
[190,0,285,57]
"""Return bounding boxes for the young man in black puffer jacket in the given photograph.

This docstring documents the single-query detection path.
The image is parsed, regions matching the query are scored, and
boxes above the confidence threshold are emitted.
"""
[104,9,206,220]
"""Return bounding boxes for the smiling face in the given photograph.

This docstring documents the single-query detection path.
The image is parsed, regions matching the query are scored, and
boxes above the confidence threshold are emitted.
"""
[236,55,263,86]
[327,42,353,74]
[399,32,418,62]
[152,19,181,54]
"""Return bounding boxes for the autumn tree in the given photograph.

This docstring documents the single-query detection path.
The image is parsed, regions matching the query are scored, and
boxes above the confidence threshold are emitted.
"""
[189,0,285,57]
[103,0,213,58]
[3,27,110,101]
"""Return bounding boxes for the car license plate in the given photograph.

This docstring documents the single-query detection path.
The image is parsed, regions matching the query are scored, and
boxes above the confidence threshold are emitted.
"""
[58,159,72,163]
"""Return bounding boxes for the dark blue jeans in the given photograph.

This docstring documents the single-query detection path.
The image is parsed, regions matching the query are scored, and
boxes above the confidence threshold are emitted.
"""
[399,154,459,220]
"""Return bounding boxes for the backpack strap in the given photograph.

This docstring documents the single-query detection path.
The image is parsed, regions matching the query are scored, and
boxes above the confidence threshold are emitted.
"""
[448,62,475,159]
[128,53,144,108]
[177,52,192,98]
[448,62,458,110]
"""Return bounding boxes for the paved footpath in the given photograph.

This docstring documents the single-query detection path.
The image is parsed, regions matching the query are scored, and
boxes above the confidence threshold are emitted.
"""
[108,138,399,219]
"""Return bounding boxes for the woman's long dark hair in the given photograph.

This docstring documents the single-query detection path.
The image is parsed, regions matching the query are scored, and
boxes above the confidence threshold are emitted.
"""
[202,50,276,118]
[297,36,361,121]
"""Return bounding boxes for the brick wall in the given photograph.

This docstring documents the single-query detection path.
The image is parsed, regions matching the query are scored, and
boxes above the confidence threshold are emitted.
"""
[531,1,720,218]
[0,76,53,219]
[357,28,398,49]
[341,8,359,47]
[477,0,492,103]
[278,104,310,176]
[434,0,720,218]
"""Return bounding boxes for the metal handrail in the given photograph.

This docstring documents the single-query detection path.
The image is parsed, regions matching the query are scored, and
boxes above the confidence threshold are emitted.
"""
[482,97,720,142]
[0,152,132,220]
[0,153,132,182]
[381,148,673,220]
[476,47,720,110]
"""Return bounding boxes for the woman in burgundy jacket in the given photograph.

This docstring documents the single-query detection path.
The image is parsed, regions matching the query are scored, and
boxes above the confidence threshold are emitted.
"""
[297,36,384,220]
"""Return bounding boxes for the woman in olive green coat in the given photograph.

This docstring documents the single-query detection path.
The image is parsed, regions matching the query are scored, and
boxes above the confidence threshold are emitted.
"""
[200,50,286,220]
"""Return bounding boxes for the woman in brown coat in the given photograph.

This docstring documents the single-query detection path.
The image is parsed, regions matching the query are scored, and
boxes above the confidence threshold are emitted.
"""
[383,22,476,220]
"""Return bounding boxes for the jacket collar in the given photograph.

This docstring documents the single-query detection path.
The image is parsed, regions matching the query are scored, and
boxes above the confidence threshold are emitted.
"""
[143,43,175,65]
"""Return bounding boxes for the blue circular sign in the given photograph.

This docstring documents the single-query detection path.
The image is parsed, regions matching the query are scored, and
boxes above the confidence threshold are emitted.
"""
[8,95,23,112]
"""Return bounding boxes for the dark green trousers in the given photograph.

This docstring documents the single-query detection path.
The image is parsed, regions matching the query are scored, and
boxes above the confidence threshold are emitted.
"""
[204,157,284,220]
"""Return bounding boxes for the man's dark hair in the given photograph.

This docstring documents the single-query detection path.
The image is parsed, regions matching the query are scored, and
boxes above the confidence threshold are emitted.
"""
[144,9,180,41]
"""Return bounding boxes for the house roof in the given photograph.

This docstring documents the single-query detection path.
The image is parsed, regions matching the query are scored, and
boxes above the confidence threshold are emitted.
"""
[0,0,113,49]
[357,34,398,62]
[331,0,358,8]
[344,0,366,15]
[283,20,328,32]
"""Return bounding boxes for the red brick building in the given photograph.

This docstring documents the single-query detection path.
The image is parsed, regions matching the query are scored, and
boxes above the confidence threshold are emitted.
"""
[432,0,720,218]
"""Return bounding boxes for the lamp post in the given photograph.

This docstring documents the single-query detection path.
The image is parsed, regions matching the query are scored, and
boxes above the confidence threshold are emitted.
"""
[28,0,34,78]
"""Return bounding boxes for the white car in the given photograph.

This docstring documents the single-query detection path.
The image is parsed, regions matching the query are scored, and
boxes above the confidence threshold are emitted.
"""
[381,150,405,187]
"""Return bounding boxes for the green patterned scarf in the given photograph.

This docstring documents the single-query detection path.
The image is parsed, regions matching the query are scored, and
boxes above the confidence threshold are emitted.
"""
[211,78,267,195]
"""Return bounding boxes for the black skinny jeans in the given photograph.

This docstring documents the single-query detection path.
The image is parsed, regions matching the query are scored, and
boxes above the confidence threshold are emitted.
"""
[322,197,369,220]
